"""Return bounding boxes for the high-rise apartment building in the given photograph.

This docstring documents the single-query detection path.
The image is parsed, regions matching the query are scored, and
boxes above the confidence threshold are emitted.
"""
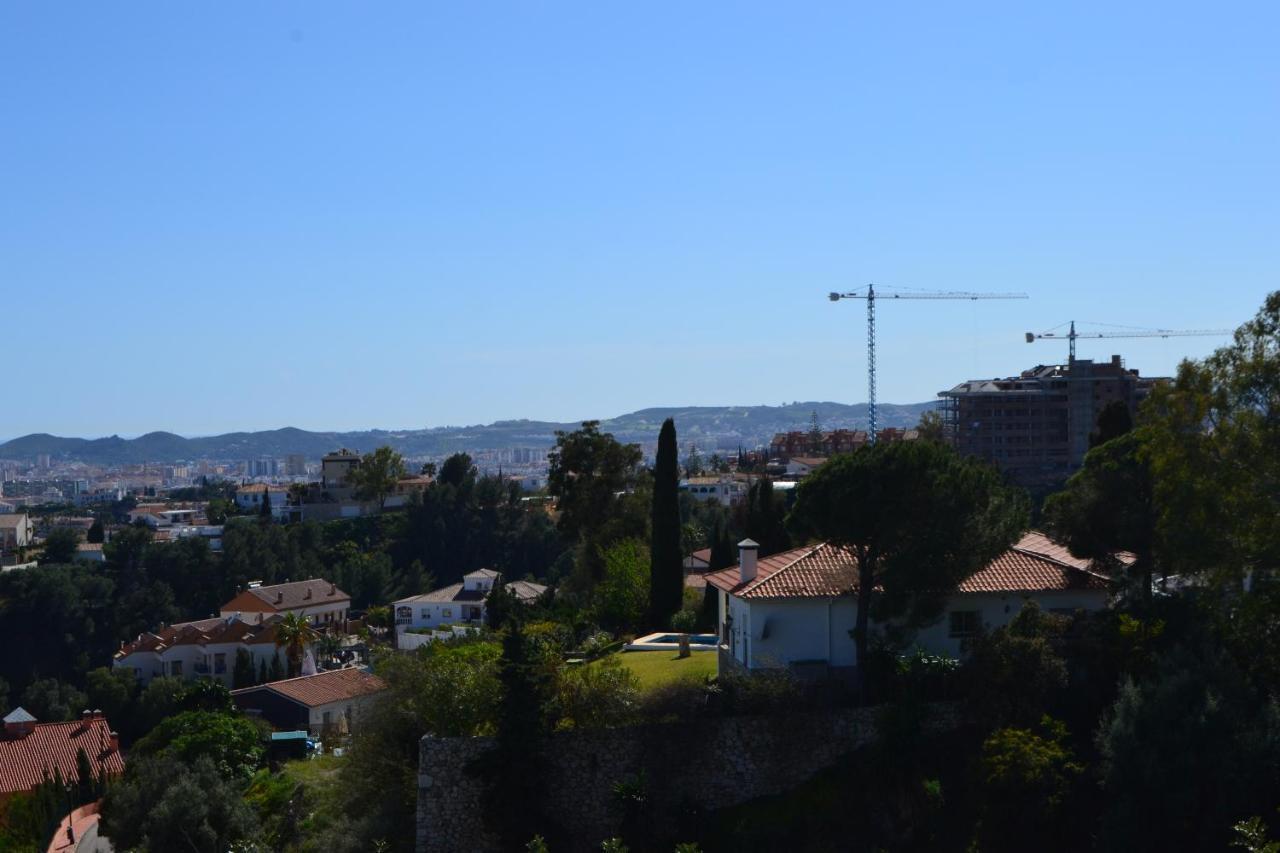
[939,355,1164,490]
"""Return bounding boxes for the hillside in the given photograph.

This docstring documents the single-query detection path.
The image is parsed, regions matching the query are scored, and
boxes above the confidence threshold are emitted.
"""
[0,401,934,464]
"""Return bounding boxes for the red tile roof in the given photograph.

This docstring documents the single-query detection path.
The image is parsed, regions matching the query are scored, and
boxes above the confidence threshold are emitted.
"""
[232,668,385,708]
[227,579,350,612]
[115,614,280,658]
[0,715,125,796]
[704,532,1114,600]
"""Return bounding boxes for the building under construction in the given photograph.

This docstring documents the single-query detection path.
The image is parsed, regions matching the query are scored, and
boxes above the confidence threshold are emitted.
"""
[938,355,1165,490]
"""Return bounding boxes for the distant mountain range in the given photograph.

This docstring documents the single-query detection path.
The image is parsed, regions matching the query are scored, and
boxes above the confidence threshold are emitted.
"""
[0,401,935,465]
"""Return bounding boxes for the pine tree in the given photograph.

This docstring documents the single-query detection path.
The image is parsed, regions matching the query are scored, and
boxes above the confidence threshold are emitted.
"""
[650,418,684,628]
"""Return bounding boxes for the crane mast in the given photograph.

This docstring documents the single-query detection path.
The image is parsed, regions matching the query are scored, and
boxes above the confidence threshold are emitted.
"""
[829,285,1028,443]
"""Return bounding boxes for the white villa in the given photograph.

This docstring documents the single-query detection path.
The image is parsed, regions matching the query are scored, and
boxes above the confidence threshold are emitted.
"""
[707,534,1123,678]
[113,613,286,685]
[393,569,548,632]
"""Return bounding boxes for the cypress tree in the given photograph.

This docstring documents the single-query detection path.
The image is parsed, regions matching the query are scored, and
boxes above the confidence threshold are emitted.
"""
[259,487,272,520]
[650,418,684,628]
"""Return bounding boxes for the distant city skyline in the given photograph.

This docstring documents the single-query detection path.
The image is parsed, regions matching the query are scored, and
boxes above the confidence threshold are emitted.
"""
[3,2,1273,437]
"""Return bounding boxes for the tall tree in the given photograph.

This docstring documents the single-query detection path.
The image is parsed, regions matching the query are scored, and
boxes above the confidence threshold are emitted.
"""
[1090,399,1134,448]
[348,446,408,510]
[742,477,789,556]
[1142,291,1280,587]
[258,487,272,520]
[39,527,80,565]
[789,440,1027,693]
[1043,432,1156,607]
[649,418,683,627]
[86,518,105,544]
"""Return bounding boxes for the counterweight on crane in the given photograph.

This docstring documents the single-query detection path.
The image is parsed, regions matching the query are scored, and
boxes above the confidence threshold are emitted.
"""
[827,284,1028,443]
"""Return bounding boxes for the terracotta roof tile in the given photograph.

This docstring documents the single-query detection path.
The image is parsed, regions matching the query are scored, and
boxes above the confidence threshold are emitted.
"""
[241,579,350,611]
[233,668,385,708]
[0,716,125,795]
[706,531,1115,600]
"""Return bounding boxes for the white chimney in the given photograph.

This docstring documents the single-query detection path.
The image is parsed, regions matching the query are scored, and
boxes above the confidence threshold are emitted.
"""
[738,539,760,583]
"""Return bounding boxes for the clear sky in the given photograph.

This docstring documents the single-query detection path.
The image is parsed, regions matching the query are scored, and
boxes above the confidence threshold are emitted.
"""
[2,2,1275,438]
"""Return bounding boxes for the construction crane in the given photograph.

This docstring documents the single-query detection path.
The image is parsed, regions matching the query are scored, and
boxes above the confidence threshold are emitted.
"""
[1025,320,1232,361]
[828,284,1028,443]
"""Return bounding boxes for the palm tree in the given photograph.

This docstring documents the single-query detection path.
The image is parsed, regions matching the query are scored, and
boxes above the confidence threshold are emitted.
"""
[313,631,342,668]
[273,611,318,677]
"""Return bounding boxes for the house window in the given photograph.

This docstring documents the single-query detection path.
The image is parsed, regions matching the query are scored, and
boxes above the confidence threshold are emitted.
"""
[442,608,452,618]
[214,653,226,674]
[170,660,183,677]
[949,610,981,639]
[420,608,430,619]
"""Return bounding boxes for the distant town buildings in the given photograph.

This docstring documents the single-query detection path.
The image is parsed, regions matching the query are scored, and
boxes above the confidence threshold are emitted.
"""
[939,355,1163,489]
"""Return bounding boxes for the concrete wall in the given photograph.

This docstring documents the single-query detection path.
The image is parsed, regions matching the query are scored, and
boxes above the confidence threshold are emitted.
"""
[416,703,960,853]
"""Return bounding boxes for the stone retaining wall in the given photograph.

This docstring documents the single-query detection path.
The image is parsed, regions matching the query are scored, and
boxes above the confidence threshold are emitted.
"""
[417,703,959,852]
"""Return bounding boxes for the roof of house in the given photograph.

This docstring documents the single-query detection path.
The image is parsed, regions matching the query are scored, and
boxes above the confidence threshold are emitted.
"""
[236,484,289,494]
[394,578,546,606]
[788,457,828,467]
[3,708,36,725]
[231,579,350,612]
[506,580,548,602]
[232,668,385,708]
[0,514,30,528]
[464,568,501,580]
[0,714,125,795]
[687,548,712,565]
[705,531,1115,601]
[115,614,281,658]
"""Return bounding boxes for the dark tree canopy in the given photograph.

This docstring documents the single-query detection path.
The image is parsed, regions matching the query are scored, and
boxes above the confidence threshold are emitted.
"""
[649,418,684,627]
[790,440,1027,688]
[546,421,642,543]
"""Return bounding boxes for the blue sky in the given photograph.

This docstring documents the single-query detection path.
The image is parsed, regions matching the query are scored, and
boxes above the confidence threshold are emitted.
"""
[2,2,1275,438]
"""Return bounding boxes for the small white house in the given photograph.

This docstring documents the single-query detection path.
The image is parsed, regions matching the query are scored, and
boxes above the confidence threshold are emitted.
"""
[393,569,547,632]
[707,533,1120,678]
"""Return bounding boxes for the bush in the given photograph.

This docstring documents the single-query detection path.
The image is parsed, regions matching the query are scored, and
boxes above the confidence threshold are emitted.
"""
[556,655,640,728]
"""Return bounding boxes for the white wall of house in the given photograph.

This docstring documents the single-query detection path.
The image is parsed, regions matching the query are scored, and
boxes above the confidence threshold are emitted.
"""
[306,694,379,736]
[910,589,1109,658]
[394,600,485,632]
[720,588,1109,671]
[114,642,285,685]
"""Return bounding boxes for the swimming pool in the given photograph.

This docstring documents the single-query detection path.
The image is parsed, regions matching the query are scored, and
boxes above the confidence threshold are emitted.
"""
[625,632,719,651]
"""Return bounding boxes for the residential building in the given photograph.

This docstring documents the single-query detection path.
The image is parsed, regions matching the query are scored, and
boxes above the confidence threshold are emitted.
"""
[0,709,125,801]
[234,484,290,519]
[707,534,1122,678]
[393,570,547,632]
[113,614,286,685]
[679,476,748,504]
[0,514,34,550]
[285,454,308,477]
[76,543,106,563]
[231,668,386,736]
[784,457,827,477]
[939,355,1165,489]
[220,579,351,627]
[321,449,361,491]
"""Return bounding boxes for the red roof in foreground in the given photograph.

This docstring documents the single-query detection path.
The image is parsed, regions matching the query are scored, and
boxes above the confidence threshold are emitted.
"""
[705,532,1114,600]
[232,668,386,708]
[0,716,125,796]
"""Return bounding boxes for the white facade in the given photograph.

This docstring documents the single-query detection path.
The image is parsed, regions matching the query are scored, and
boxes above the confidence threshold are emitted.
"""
[679,477,748,504]
[717,587,1109,671]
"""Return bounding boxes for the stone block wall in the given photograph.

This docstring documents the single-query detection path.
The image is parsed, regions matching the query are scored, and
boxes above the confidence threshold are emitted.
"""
[417,703,959,852]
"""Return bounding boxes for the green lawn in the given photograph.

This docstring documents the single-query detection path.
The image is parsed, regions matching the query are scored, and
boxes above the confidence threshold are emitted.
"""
[605,648,718,692]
